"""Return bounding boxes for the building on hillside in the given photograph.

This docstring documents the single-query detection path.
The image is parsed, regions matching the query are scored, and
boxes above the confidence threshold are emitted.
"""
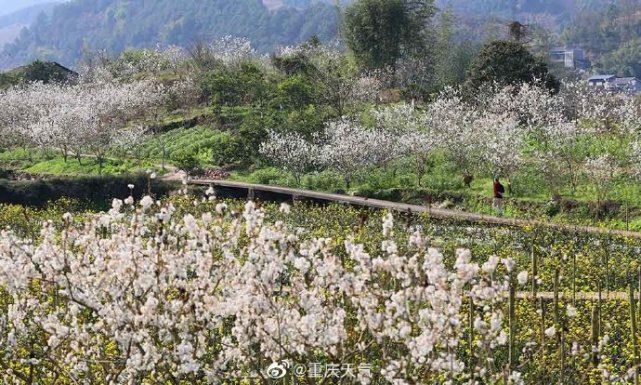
[587,74,616,88]
[586,75,641,95]
[550,47,591,70]
[612,77,641,95]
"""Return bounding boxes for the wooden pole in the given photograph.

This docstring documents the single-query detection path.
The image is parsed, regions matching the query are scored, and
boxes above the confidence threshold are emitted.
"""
[591,304,600,368]
[509,275,516,369]
[631,280,640,385]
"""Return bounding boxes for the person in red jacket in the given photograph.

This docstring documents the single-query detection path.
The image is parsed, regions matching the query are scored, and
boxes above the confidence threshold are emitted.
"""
[493,177,505,214]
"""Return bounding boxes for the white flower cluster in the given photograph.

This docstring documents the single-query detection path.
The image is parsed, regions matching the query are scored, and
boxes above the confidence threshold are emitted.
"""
[0,197,514,384]
[262,80,641,192]
[260,105,433,185]
[0,79,172,162]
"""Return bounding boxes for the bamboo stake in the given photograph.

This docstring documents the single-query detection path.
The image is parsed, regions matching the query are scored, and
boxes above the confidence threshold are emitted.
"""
[573,253,577,307]
[598,281,603,338]
[631,281,640,385]
[560,329,566,385]
[591,304,600,368]
[531,242,537,298]
[540,297,546,368]
[509,274,516,369]
[554,267,560,330]
[638,267,641,322]
[469,295,474,367]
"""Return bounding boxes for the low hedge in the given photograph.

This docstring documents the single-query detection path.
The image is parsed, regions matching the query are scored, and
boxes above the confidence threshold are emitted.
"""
[0,174,177,208]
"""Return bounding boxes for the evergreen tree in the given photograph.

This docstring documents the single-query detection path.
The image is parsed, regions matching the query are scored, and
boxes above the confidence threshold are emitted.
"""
[465,40,559,93]
[343,0,435,70]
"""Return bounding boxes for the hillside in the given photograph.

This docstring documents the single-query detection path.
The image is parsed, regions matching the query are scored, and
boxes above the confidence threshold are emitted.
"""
[0,24,22,48]
[0,2,60,48]
[263,0,353,10]
[0,0,340,69]
[434,0,606,22]
[0,0,62,16]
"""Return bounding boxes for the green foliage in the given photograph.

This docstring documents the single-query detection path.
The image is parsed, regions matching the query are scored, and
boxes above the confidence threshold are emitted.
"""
[171,151,200,171]
[433,9,479,88]
[21,60,76,84]
[201,62,271,111]
[343,0,435,70]
[0,71,18,88]
[140,126,238,167]
[598,38,641,78]
[271,50,315,76]
[275,74,318,110]
[301,170,348,193]
[241,167,294,186]
[0,197,94,238]
[563,2,627,56]
[209,131,242,167]
[2,0,340,67]
[0,60,75,89]
[281,104,332,136]
[465,40,560,93]
[434,0,588,21]
[235,111,270,162]
[22,157,155,176]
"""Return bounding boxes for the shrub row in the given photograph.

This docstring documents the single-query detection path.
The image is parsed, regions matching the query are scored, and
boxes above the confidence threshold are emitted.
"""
[0,174,177,208]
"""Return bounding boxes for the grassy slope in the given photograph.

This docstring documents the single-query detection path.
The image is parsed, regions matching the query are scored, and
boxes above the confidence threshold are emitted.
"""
[23,158,156,176]
[0,148,162,176]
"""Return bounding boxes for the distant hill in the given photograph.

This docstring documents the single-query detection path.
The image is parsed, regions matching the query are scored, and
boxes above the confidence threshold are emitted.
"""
[263,0,353,10]
[0,0,62,16]
[0,2,60,48]
[0,0,340,69]
[0,24,22,48]
[434,0,607,21]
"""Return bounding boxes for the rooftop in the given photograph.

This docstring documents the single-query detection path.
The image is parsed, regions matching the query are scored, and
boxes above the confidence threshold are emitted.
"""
[588,75,616,81]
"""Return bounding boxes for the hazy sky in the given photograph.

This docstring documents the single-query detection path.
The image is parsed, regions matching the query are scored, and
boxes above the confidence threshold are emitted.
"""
[0,0,61,17]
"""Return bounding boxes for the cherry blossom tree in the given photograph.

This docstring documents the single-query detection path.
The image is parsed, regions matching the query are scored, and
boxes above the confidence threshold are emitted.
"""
[0,196,514,384]
[318,118,402,189]
[559,80,641,134]
[374,103,433,186]
[426,88,480,186]
[474,110,524,181]
[0,77,171,168]
[584,154,620,207]
[188,36,257,71]
[259,130,321,183]
[0,86,43,154]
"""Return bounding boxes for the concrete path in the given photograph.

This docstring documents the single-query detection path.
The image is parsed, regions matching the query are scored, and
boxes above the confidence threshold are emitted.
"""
[182,178,641,239]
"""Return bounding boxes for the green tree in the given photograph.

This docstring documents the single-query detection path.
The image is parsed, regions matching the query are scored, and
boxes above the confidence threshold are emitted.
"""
[275,75,318,111]
[599,38,641,78]
[22,61,76,84]
[0,72,18,89]
[343,0,435,70]
[200,62,271,117]
[433,7,478,88]
[465,40,559,93]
